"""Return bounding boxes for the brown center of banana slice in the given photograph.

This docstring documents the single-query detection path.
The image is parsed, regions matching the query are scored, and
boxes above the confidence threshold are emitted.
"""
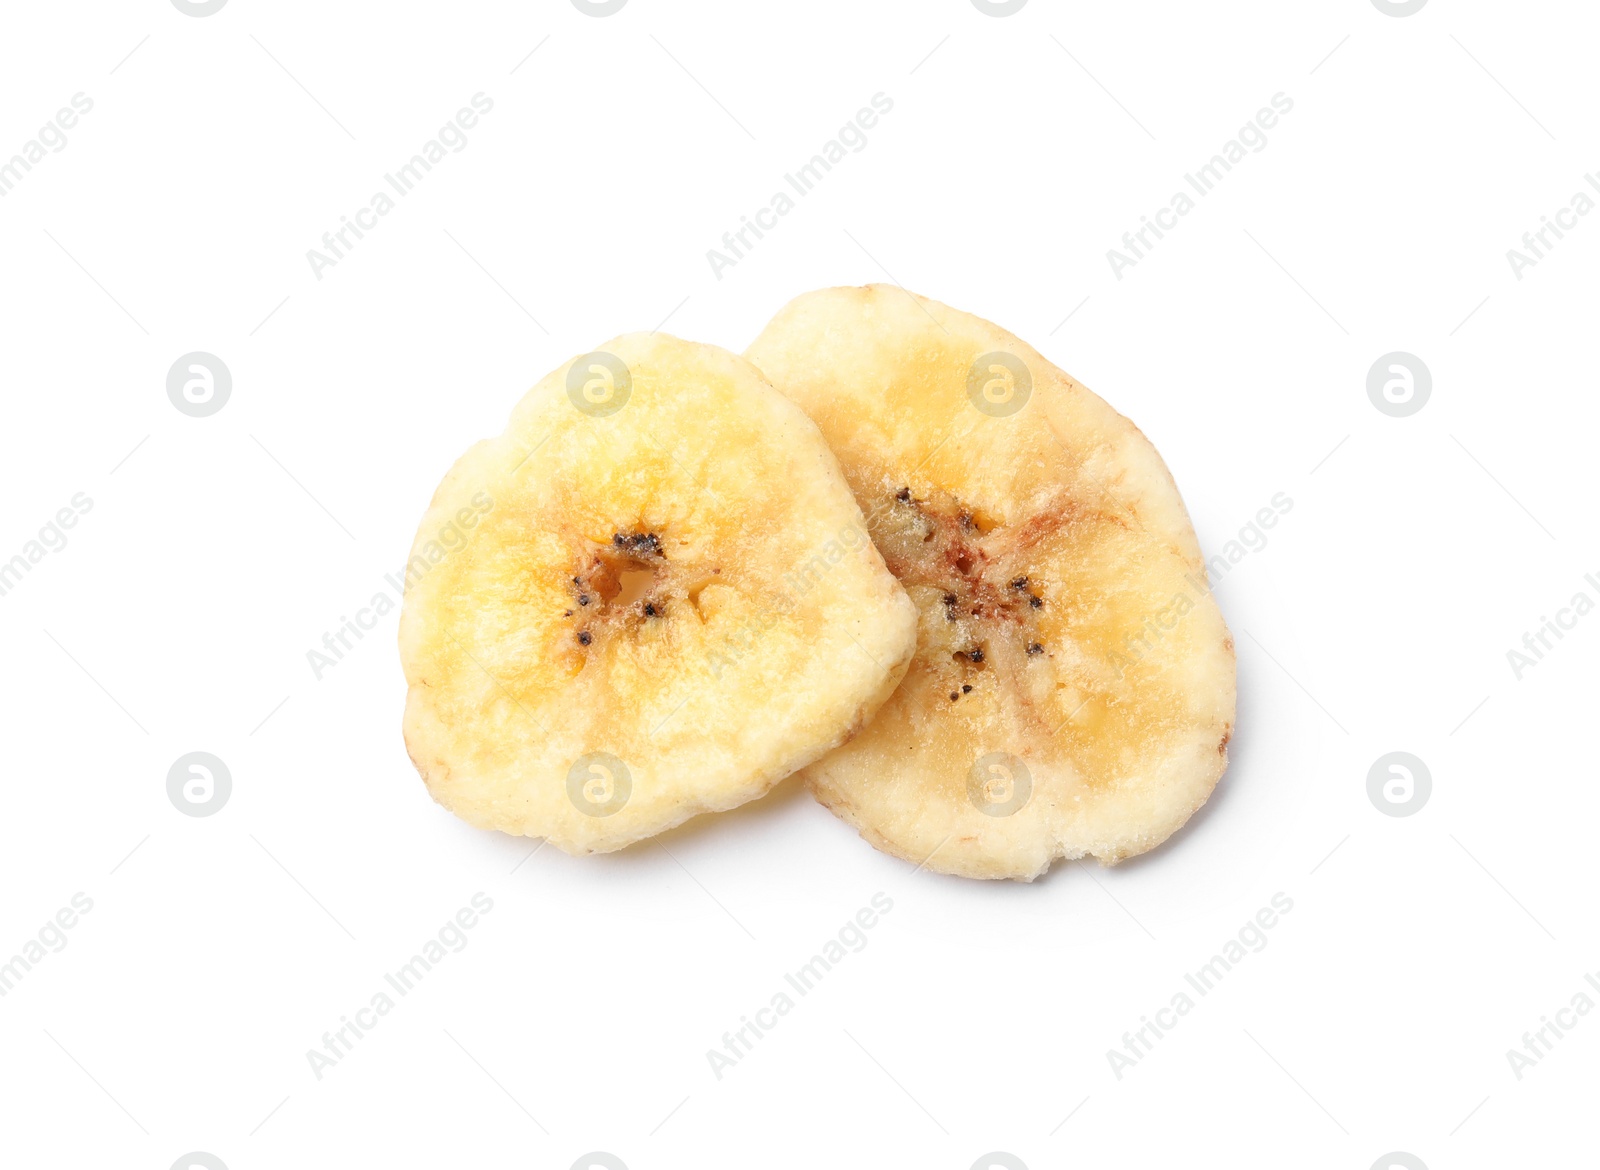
[565,531,669,650]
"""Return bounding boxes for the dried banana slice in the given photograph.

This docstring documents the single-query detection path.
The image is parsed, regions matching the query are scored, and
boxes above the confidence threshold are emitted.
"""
[746,287,1235,880]
[400,333,917,854]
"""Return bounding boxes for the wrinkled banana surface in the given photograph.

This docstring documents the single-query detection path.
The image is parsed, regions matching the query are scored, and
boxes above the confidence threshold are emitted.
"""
[747,287,1236,880]
[401,333,917,854]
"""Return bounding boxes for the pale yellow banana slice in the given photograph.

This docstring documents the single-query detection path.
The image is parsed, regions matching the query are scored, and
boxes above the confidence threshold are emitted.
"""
[746,287,1235,880]
[400,333,917,854]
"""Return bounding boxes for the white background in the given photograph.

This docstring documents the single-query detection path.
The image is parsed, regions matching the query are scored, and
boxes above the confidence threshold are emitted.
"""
[0,1,1595,1167]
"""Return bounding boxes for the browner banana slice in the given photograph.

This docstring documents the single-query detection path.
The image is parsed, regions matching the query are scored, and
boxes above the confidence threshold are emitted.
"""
[400,333,917,854]
[746,287,1235,880]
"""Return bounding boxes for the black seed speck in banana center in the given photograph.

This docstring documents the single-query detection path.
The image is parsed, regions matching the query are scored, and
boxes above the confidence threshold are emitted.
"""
[577,631,592,646]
